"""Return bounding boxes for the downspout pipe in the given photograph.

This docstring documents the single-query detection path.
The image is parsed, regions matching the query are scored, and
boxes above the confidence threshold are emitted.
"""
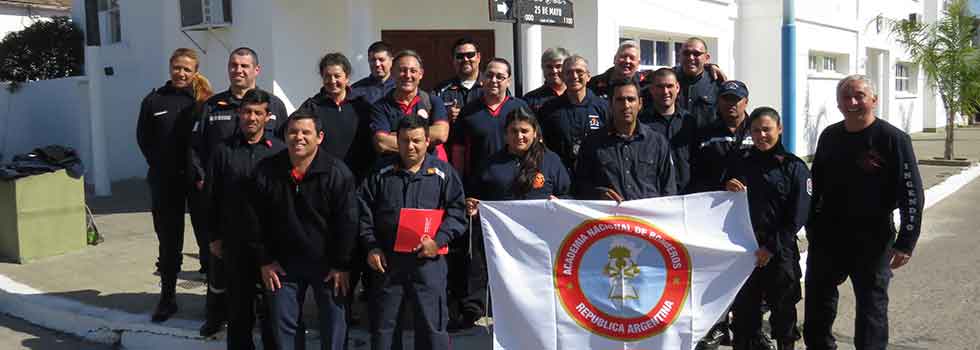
[85,0,111,196]
[782,0,797,154]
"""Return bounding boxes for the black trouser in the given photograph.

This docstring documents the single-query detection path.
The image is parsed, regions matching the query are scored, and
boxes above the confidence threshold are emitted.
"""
[187,187,211,271]
[447,216,488,321]
[804,218,894,350]
[732,259,801,347]
[225,245,276,350]
[369,254,449,350]
[148,173,187,298]
[267,264,347,350]
[204,251,228,323]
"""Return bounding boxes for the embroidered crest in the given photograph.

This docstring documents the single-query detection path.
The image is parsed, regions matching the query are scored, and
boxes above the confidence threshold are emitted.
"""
[532,172,546,189]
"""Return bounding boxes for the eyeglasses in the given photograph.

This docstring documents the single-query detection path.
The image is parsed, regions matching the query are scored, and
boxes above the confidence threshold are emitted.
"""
[681,50,706,58]
[454,51,478,60]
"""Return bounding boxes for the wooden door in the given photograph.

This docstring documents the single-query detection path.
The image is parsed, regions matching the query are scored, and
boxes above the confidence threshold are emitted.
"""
[381,30,495,92]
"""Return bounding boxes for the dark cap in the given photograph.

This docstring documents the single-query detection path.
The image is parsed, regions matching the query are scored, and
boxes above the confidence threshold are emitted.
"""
[719,80,748,99]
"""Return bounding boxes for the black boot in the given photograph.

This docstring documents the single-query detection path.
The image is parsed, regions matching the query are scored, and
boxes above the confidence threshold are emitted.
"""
[200,288,227,337]
[695,322,729,350]
[151,295,177,323]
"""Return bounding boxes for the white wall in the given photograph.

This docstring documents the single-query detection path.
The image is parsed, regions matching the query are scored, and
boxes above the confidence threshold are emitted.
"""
[0,77,89,167]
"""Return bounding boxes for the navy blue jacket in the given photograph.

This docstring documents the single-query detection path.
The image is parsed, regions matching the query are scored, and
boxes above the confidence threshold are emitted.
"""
[250,148,358,272]
[473,149,571,200]
[205,135,285,248]
[370,91,449,136]
[351,75,395,104]
[691,116,753,193]
[674,67,722,129]
[522,85,562,113]
[137,82,196,178]
[574,123,676,200]
[808,119,924,253]
[451,96,528,181]
[357,155,467,254]
[189,89,287,184]
[290,88,375,181]
[640,107,698,194]
[729,146,810,261]
[538,90,610,171]
[433,77,483,110]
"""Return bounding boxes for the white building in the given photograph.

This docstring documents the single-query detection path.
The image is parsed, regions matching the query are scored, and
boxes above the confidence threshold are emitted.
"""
[0,0,70,39]
[0,0,950,188]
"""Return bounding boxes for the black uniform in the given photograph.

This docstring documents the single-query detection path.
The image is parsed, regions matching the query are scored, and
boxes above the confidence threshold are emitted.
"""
[205,135,284,350]
[728,145,810,349]
[358,155,466,350]
[691,117,753,193]
[292,88,376,180]
[522,85,562,113]
[675,66,722,129]
[250,148,358,350]
[433,77,483,112]
[136,81,195,301]
[538,90,610,171]
[190,89,288,324]
[573,123,676,200]
[640,107,698,193]
[803,119,923,350]
[370,90,450,160]
[587,67,648,100]
[351,75,396,104]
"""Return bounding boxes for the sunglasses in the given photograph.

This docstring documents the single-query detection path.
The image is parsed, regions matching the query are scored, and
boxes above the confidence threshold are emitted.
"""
[682,50,706,58]
[454,51,478,60]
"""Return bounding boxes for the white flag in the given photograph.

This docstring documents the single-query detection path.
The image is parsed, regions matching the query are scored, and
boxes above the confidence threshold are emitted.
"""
[479,191,758,350]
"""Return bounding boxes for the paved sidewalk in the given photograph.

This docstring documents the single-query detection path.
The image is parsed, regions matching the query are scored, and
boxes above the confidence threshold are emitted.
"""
[0,126,978,349]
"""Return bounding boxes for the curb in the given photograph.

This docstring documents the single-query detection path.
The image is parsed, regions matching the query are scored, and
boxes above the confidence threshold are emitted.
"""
[0,274,224,349]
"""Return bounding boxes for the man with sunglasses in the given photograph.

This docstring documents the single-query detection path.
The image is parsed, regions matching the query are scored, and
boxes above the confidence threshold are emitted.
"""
[434,38,484,124]
[675,37,725,129]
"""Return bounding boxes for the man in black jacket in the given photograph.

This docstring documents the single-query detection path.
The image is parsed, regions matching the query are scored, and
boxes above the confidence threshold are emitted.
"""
[675,37,724,129]
[640,67,698,194]
[803,75,924,350]
[359,115,467,350]
[251,114,358,350]
[204,89,282,349]
[574,79,675,201]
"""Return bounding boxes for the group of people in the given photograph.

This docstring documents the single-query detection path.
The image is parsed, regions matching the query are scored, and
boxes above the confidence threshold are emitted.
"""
[136,35,924,350]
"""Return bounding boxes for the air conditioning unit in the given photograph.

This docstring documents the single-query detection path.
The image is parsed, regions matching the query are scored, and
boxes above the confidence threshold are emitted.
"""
[180,0,232,30]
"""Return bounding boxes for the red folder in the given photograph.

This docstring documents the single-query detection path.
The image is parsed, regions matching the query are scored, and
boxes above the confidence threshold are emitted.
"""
[394,208,449,255]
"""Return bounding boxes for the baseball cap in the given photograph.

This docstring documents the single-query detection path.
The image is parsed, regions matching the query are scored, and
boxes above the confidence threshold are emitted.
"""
[719,80,748,99]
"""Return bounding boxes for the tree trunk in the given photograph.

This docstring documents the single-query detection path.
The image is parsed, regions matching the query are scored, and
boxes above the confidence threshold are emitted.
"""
[945,109,955,160]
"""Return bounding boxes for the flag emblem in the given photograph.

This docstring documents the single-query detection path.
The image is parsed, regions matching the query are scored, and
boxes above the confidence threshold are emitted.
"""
[554,216,691,341]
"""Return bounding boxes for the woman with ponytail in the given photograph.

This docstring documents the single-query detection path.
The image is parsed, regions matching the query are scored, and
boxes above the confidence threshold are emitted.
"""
[465,106,571,210]
[136,47,212,323]
[724,107,810,350]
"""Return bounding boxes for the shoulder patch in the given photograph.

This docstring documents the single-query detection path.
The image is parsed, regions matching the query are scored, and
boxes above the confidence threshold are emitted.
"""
[806,177,813,196]
[417,109,430,119]
[426,167,445,179]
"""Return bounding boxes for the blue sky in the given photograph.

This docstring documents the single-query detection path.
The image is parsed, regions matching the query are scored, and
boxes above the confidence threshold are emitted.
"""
[971,0,980,15]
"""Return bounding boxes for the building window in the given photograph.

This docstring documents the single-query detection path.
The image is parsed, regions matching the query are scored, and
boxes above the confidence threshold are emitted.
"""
[896,63,915,93]
[808,55,819,71]
[98,0,121,44]
[621,34,691,70]
[640,39,654,66]
[823,56,837,72]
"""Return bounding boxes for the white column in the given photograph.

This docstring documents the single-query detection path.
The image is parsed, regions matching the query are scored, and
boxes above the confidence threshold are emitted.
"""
[348,0,375,81]
[85,45,110,196]
[522,24,543,93]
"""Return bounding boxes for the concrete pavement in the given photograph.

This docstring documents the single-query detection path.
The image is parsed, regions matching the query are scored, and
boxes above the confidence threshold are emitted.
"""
[1,126,979,349]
